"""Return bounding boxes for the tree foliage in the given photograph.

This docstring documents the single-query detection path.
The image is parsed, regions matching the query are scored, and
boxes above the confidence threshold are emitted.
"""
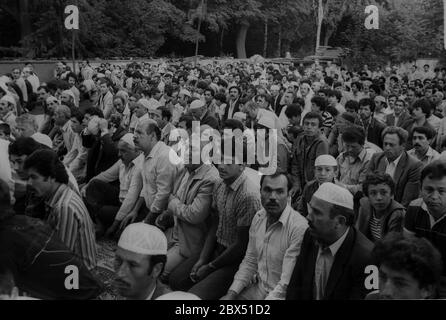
[0,0,444,62]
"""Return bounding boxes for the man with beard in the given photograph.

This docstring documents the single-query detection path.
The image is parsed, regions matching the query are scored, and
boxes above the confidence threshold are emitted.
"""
[114,223,170,300]
[223,86,241,121]
[286,182,373,300]
[355,98,386,149]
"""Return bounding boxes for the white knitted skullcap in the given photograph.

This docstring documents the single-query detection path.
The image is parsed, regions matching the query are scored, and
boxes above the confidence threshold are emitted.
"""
[313,182,353,210]
[315,155,338,167]
[118,223,167,255]
[156,292,201,300]
[137,98,151,110]
[257,114,275,129]
[0,95,16,108]
[179,89,191,97]
[61,90,76,101]
[120,133,135,148]
[189,99,205,110]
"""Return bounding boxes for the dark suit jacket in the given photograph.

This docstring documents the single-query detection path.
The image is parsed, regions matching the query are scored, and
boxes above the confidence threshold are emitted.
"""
[223,99,241,122]
[201,110,220,130]
[367,151,423,207]
[286,228,373,300]
[355,118,386,148]
[272,94,284,116]
[83,127,127,182]
[386,111,411,128]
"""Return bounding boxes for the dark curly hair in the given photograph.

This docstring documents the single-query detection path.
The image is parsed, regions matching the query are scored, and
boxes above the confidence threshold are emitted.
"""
[373,232,443,292]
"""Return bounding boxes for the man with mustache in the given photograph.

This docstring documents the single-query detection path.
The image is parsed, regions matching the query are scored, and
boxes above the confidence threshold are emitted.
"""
[367,126,423,207]
[286,182,373,300]
[221,172,308,300]
[169,137,261,299]
[408,126,440,166]
[114,223,171,300]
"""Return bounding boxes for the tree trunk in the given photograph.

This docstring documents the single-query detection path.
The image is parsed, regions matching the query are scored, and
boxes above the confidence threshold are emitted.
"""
[324,28,333,46]
[236,20,250,59]
[316,0,323,54]
[219,28,225,56]
[19,0,32,41]
[277,26,282,58]
[263,17,268,57]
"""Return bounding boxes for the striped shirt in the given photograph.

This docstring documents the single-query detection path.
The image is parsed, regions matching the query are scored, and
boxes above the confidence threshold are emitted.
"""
[369,214,382,242]
[213,171,262,248]
[45,184,97,270]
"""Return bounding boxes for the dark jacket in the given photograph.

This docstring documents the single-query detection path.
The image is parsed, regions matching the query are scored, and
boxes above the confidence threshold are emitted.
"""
[286,228,374,300]
[272,94,284,116]
[355,117,386,148]
[356,198,405,242]
[291,134,329,189]
[296,180,321,216]
[201,110,220,130]
[367,151,423,207]
[0,213,103,300]
[83,127,127,182]
[223,99,241,122]
[386,111,411,128]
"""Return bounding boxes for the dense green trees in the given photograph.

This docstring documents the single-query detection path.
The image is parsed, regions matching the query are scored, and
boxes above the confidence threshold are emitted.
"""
[0,0,444,66]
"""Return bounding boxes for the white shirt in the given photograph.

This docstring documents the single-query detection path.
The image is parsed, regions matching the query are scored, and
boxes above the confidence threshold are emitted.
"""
[314,228,350,300]
[385,154,403,180]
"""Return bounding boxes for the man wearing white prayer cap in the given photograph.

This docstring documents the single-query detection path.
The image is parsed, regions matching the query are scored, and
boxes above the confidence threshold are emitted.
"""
[189,99,219,129]
[61,89,76,106]
[286,182,374,300]
[114,223,171,300]
[84,133,143,237]
[0,95,17,130]
[296,155,338,217]
[156,291,201,300]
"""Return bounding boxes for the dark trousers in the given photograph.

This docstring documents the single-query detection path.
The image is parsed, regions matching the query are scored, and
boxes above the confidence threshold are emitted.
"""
[85,180,121,229]
[169,244,240,300]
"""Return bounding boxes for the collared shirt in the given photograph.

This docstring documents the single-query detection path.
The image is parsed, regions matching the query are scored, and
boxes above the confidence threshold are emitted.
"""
[229,205,308,300]
[405,199,446,275]
[385,153,403,180]
[408,147,440,166]
[213,171,262,248]
[94,155,143,203]
[227,99,239,120]
[61,120,75,152]
[63,133,88,179]
[144,285,157,301]
[45,184,97,270]
[140,141,181,213]
[314,228,350,300]
[337,148,374,195]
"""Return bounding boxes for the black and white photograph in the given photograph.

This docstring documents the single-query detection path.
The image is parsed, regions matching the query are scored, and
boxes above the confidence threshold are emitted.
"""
[0,0,445,306]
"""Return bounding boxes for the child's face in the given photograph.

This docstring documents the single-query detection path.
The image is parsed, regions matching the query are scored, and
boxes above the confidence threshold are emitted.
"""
[315,165,337,184]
